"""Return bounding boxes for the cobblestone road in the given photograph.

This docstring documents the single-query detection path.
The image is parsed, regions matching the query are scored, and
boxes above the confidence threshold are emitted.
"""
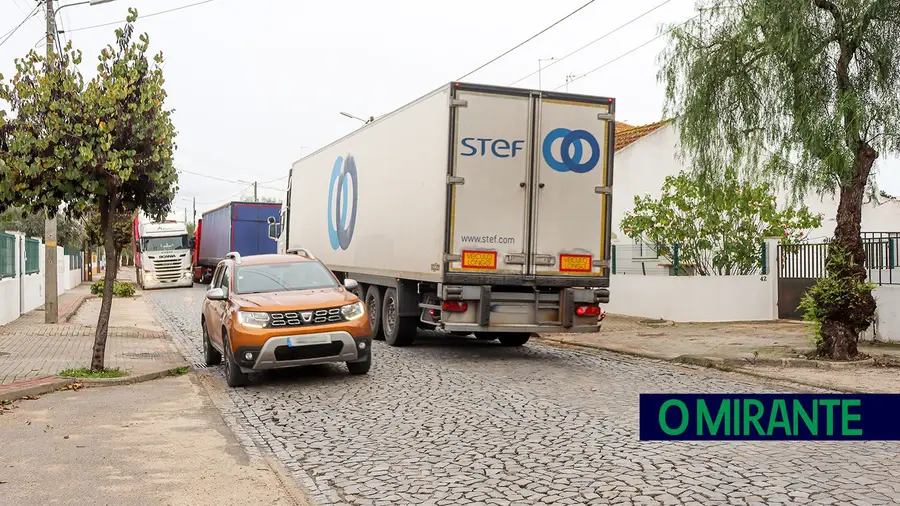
[146,286,900,506]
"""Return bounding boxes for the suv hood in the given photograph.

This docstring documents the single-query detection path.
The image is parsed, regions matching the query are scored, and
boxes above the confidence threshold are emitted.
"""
[233,287,357,311]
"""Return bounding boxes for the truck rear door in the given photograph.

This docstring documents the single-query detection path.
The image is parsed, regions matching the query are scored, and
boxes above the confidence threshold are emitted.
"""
[446,86,533,276]
[531,96,614,279]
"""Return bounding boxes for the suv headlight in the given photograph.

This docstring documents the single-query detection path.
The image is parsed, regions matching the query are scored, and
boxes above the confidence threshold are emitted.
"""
[341,301,365,321]
[237,311,270,328]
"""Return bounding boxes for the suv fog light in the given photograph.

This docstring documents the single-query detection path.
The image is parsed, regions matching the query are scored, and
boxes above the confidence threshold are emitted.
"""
[357,341,367,350]
[244,352,254,361]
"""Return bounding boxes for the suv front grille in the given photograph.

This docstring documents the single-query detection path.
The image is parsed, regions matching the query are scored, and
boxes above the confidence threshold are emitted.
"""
[269,307,343,328]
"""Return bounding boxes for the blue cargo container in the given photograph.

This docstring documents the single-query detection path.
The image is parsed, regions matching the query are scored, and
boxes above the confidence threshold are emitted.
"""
[194,201,281,282]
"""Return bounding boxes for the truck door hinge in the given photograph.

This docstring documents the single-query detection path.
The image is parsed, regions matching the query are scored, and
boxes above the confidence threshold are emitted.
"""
[444,253,461,263]
[533,254,555,267]
[594,186,612,195]
[593,259,610,268]
[597,113,614,121]
[450,99,468,108]
[447,175,465,185]
[504,253,526,265]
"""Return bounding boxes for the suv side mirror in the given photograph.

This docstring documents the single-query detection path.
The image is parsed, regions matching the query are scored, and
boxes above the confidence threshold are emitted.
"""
[343,278,359,292]
[206,287,227,300]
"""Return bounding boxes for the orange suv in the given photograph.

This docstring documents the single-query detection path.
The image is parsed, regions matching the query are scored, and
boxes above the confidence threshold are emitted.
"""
[200,250,372,387]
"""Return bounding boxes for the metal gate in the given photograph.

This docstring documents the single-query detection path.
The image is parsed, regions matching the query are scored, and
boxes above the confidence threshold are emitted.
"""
[776,243,827,319]
[777,234,899,319]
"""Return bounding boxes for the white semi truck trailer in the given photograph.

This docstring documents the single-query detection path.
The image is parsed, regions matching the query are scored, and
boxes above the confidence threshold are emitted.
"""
[272,82,614,346]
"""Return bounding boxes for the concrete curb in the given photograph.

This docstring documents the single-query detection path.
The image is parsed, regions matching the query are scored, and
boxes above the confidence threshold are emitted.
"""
[60,294,92,323]
[535,336,877,370]
[0,377,75,402]
[60,364,191,388]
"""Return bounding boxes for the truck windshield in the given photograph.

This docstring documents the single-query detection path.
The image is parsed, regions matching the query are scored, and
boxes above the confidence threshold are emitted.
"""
[141,235,189,252]
[234,262,338,294]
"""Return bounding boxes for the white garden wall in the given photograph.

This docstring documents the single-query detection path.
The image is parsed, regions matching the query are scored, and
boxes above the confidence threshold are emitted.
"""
[604,274,776,322]
[873,285,900,343]
[0,233,84,326]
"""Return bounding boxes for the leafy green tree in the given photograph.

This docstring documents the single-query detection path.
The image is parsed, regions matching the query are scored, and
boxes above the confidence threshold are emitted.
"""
[0,10,177,371]
[621,168,822,275]
[659,0,900,359]
[83,207,135,261]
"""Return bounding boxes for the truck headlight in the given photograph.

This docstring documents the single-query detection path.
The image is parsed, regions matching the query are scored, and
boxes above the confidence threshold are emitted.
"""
[341,302,365,321]
[237,311,270,328]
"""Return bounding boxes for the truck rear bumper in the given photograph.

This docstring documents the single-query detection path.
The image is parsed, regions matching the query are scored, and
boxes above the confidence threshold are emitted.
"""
[441,323,600,334]
[432,285,607,334]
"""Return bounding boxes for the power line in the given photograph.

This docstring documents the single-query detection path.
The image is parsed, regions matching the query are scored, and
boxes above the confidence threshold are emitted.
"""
[508,0,673,87]
[0,4,41,49]
[457,0,597,81]
[553,14,699,91]
[177,169,285,192]
[60,0,217,34]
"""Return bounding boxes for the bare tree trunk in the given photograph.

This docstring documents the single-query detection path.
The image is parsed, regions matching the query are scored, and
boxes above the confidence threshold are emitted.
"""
[819,142,878,360]
[90,196,119,371]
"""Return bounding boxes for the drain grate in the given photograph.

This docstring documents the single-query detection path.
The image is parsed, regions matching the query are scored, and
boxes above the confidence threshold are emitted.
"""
[193,362,208,369]
[122,352,164,359]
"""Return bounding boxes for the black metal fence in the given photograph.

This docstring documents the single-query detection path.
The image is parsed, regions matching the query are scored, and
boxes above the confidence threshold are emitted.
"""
[779,233,899,285]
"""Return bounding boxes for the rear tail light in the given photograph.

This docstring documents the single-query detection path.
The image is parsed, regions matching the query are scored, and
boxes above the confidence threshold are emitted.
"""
[441,301,469,312]
[576,305,602,317]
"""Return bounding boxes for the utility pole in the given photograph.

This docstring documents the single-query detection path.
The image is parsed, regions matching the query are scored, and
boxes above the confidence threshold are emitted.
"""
[253,181,258,202]
[44,0,59,324]
[192,197,196,225]
[538,57,555,91]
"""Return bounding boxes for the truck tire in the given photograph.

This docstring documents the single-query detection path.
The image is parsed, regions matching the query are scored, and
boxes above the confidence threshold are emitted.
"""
[382,287,416,347]
[498,333,531,346]
[365,285,385,340]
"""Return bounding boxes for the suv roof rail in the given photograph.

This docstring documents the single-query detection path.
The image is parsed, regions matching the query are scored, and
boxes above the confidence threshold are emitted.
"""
[287,247,316,260]
[225,251,242,264]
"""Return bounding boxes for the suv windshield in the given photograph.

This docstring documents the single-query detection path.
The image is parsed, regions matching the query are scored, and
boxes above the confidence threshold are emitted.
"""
[141,235,189,252]
[235,262,339,294]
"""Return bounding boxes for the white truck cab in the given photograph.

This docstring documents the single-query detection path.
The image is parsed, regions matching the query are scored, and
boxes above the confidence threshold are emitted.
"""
[134,218,193,289]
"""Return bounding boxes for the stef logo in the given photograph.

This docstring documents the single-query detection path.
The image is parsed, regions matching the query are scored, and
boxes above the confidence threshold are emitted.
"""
[542,128,601,174]
[327,155,358,251]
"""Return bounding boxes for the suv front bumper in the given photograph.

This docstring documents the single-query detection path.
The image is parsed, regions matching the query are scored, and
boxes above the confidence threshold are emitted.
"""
[238,331,371,372]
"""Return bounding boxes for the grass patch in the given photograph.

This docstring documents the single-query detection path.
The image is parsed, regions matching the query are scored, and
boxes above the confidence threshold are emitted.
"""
[58,367,129,379]
[169,366,189,376]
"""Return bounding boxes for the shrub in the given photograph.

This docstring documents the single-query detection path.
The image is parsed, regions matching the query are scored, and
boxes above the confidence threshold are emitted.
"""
[90,279,136,298]
[798,247,876,356]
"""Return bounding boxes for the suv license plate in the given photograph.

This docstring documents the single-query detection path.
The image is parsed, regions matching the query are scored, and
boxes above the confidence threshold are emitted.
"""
[287,335,332,347]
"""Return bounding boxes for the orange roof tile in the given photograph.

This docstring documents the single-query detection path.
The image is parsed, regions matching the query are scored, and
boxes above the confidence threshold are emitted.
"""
[615,120,669,152]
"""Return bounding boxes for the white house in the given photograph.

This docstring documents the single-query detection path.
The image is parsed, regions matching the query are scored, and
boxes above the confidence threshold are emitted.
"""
[610,120,900,245]
[603,121,900,341]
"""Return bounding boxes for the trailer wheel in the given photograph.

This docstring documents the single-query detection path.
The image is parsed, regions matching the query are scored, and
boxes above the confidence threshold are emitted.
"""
[365,285,385,340]
[382,287,416,347]
[498,333,531,346]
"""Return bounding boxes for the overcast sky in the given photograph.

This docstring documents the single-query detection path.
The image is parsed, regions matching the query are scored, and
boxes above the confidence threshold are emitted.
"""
[2,0,899,219]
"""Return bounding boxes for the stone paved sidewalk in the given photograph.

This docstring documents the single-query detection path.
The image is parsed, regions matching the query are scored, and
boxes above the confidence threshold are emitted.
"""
[0,275,185,391]
[539,314,900,393]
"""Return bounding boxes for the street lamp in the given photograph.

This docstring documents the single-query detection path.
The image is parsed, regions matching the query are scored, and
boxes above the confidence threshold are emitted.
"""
[340,112,374,124]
